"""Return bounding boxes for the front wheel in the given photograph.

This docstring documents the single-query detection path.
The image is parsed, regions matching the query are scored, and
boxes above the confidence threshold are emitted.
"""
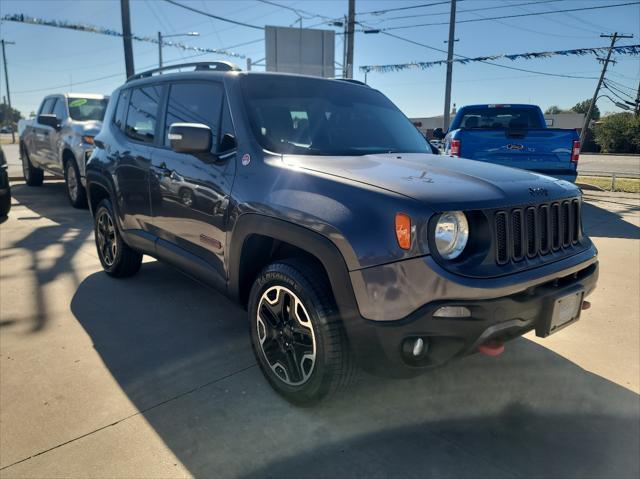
[21,147,44,187]
[248,260,357,405]
[64,158,87,208]
[94,199,142,277]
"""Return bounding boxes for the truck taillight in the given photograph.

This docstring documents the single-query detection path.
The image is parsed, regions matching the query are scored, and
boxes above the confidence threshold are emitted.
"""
[571,140,580,164]
[450,139,461,157]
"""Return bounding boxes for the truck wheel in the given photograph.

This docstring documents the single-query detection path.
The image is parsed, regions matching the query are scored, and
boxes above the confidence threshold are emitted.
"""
[21,147,44,187]
[248,259,357,405]
[64,158,87,208]
[94,199,142,277]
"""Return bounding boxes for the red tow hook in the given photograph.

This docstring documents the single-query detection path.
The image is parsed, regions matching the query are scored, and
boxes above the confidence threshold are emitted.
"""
[478,340,505,357]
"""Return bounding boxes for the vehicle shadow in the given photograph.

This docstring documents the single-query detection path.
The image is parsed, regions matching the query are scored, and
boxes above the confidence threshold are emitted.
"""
[2,181,93,332]
[581,196,640,240]
[71,264,640,479]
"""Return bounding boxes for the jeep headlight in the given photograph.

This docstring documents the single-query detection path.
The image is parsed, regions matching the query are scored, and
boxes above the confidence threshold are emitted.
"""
[434,211,469,260]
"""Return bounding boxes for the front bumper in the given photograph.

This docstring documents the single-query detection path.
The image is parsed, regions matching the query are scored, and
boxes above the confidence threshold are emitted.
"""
[344,253,598,378]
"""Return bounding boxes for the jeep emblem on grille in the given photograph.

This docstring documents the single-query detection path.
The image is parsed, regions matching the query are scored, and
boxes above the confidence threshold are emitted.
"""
[507,144,524,150]
[529,187,548,197]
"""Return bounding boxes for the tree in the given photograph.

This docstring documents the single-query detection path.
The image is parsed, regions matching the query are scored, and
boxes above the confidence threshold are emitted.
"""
[545,105,567,115]
[593,112,640,153]
[0,103,22,126]
[572,99,600,120]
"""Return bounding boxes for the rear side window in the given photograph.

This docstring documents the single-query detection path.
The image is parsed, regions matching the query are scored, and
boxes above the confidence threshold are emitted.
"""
[113,89,130,130]
[52,98,67,119]
[164,82,223,147]
[124,86,162,143]
[39,98,56,115]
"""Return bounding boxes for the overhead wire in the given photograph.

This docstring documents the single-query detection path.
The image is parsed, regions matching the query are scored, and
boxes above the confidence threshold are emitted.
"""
[359,2,640,32]
[357,1,461,16]
[163,0,265,30]
[367,0,566,23]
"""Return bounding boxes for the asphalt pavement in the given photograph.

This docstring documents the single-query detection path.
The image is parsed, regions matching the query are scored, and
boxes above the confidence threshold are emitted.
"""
[2,141,639,179]
[0,180,638,478]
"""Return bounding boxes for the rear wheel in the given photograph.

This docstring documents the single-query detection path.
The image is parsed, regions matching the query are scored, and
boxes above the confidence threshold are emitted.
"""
[21,147,44,187]
[248,260,357,405]
[94,199,142,277]
[64,158,87,208]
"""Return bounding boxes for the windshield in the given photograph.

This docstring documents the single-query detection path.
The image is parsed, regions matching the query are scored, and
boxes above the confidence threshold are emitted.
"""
[240,75,430,156]
[67,97,108,122]
[457,107,544,129]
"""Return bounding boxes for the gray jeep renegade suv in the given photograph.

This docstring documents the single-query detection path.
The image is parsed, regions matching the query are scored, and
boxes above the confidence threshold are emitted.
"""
[86,62,598,404]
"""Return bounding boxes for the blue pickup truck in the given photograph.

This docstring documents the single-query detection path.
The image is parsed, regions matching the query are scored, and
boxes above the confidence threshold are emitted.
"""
[434,104,580,182]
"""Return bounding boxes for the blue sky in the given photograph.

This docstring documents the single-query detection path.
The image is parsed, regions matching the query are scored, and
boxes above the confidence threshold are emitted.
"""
[1,0,638,118]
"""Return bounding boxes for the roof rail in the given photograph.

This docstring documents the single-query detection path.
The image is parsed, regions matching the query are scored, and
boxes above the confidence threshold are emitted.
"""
[334,78,370,87]
[127,61,241,82]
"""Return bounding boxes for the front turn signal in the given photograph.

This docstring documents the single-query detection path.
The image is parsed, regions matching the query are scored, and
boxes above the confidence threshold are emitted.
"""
[395,213,412,250]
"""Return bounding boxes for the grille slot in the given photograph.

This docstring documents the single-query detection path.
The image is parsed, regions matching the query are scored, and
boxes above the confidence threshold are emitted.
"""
[526,207,537,257]
[539,204,550,254]
[493,198,580,265]
[495,212,508,265]
[512,209,524,261]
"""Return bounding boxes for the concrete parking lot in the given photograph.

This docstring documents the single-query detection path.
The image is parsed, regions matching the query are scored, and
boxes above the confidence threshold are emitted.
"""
[1,180,639,478]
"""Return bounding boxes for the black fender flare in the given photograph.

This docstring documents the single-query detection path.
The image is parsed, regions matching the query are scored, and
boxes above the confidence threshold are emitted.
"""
[85,169,117,217]
[228,213,361,324]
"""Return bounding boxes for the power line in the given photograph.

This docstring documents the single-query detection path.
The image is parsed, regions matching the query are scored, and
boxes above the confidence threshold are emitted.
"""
[361,2,640,32]
[11,51,217,95]
[357,1,459,16]
[372,0,566,23]
[604,81,635,99]
[163,0,265,30]
[256,0,334,21]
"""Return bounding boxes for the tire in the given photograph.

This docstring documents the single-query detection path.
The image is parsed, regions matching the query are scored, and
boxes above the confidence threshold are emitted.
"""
[64,157,87,208]
[248,259,357,405]
[94,199,142,277]
[21,146,44,187]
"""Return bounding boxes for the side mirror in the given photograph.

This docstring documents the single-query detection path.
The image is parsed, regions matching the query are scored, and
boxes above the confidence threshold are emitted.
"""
[433,127,445,140]
[168,122,212,153]
[38,114,61,130]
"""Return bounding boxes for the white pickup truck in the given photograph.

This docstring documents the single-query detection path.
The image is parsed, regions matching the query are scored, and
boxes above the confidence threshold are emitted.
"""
[19,93,108,207]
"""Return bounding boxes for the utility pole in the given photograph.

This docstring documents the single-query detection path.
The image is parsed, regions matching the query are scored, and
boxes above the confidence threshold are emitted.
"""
[345,0,355,79]
[1,39,16,143]
[120,0,135,78]
[443,0,457,131]
[158,32,163,70]
[342,16,348,79]
[635,78,640,117]
[580,32,633,144]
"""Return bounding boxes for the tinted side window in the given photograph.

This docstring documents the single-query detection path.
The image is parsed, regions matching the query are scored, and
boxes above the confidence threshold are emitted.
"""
[39,98,56,115]
[113,89,130,131]
[124,86,162,143]
[52,98,67,119]
[164,82,223,147]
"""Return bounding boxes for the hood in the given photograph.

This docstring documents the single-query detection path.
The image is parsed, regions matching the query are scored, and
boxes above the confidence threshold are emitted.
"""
[282,153,580,210]
[70,120,102,137]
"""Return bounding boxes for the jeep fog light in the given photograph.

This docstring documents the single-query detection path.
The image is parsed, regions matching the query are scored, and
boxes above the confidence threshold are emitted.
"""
[434,211,469,259]
[433,306,471,318]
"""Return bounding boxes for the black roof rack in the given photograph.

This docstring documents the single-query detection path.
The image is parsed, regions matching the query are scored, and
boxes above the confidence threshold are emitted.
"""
[127,61,241,82]
[334,78,370,87]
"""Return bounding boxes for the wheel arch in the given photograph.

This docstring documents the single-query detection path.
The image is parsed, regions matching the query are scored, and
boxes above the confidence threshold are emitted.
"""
[86,172,115,217]
[229,214,360,323]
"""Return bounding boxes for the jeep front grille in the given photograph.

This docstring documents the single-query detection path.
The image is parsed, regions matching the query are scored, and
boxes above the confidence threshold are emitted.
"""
[494,199,581,265]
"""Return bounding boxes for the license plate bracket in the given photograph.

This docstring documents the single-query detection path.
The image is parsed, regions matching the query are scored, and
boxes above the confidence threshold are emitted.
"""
[537,289,584,338]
